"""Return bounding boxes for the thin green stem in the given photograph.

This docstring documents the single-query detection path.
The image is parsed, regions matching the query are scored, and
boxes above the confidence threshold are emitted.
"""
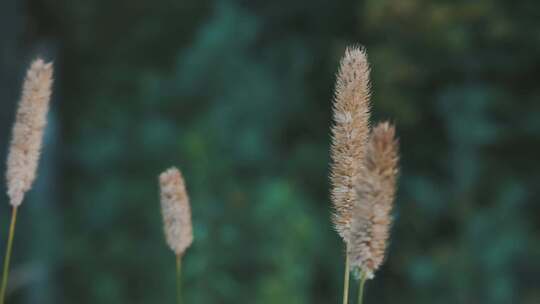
[176,254,182,304]
[0,207,18,304]
[357,271,367,304]
[342,252,350,304]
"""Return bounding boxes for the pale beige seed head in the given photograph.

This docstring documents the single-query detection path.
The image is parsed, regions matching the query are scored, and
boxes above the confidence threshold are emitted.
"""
[159,167,193,256]
[330,46,371,240]
[6,58,54,207]
[347,122,399,278]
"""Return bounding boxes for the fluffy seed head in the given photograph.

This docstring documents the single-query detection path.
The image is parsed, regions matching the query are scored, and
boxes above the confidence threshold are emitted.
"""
[6,58,54,207]
[159,167,193,256]
[330,46,371,240]
[347,122,399,278]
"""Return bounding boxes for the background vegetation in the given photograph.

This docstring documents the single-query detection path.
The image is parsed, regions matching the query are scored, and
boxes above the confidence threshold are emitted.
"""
[1,0,539,303]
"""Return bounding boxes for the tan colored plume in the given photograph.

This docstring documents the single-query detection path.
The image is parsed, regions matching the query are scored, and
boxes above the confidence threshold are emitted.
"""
[347,122,399,278]
[330,46,371,240]
[6,58,54,207]
[159,167,193,256]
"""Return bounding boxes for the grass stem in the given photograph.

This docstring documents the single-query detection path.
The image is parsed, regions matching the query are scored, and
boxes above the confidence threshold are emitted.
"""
[0,207,18,304]
[357,271,367,304]
[176,254,182,304]
[342,252,350,304]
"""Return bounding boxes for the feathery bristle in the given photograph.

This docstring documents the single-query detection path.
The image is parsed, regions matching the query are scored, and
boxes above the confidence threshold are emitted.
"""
[347,122,399,278]
[330,46,372,240]
[6,58,54,207]
[159,167,193,256]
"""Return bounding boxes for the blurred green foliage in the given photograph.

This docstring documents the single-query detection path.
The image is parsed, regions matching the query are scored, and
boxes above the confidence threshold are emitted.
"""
[1,0,539,303]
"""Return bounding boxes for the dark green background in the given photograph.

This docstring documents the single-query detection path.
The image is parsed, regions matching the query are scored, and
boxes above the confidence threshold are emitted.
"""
[1,0,539,303]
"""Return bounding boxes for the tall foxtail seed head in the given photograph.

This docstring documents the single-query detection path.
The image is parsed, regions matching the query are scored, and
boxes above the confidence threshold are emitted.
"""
[6,58,54,207]
[330,46,371,240]
[159,167,193,256]
[347,122,399,279]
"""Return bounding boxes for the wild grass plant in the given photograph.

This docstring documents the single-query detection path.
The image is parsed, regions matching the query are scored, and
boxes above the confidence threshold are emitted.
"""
[1,46,398,304]
[330,47,399,304]
[1,59,53,304]
[159,167,194,304]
